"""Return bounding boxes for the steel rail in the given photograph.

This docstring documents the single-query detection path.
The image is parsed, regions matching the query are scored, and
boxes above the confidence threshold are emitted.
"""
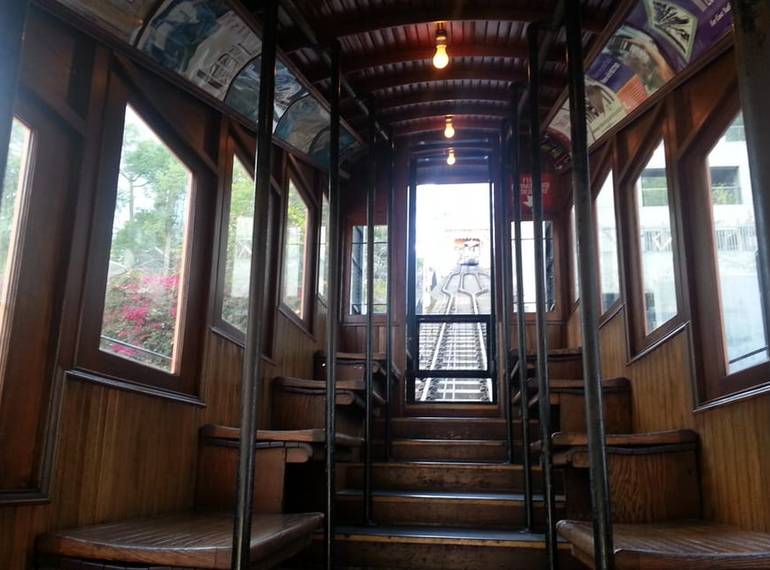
[231,1,278,568]
[565,2,614,568]
[528,23,559,570]
[385,128,395,461]
[324,40,343,570]
[363,104,377,526]
[510,89,535,529]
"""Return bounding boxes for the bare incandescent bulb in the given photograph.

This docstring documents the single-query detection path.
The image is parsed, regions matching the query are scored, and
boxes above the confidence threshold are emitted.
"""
[444,116,455,138]
[447,149,456,166]
[433,28,449,69]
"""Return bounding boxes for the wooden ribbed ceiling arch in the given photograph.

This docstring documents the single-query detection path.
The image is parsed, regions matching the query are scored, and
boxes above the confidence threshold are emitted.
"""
[277,0,619,144]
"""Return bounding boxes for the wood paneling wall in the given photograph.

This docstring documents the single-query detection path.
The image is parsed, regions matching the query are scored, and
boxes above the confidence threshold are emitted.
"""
[0,8,328,568]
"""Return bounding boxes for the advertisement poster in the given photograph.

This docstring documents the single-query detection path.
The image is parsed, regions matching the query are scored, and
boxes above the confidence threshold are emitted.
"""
[546,0,732,167]
[137,0,261,99]
[518,173,557,219]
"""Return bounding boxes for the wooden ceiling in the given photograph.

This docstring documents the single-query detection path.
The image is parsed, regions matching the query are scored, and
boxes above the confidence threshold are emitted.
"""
[269,0,621,149]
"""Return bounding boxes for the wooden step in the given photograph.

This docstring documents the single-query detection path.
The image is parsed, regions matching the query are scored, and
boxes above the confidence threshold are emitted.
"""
[335,489,562,530]
[340,461,552,493]
[375,416,539,441]
[300,525,582,569]
[35,511,323,569]
[512,347,584,378]
[558,519,770,569]
[387,438,509,462]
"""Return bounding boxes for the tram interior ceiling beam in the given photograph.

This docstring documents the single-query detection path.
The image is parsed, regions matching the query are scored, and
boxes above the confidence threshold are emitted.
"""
[380,103,512,122]
[277,0,389,143]
[282,3,607,41]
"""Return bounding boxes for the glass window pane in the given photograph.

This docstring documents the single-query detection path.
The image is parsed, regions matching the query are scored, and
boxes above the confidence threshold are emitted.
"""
[511,221,555,312]
[350,225,388,315]
[596,171,620,311]
[281,180,309,318]
[221,156,254,332]
[636,140,677,334]
[100,105,193,372]
[570,204,579,301]
[707,113,768,373]
[0,118,33,323]
[318,196,329,299]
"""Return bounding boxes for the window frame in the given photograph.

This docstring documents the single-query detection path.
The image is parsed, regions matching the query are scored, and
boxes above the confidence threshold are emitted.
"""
[619,113,687,357]
[510,218,559,316]
[343,212,389,324]
[210,126,281,358]
[278,160,317,332]
[76,76,213,397]
[680,91,770,403]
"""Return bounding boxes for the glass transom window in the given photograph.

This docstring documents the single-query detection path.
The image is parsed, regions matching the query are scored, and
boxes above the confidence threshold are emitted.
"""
[350,224,388,315]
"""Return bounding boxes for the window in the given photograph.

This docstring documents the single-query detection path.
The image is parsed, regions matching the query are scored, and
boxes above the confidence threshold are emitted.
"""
[350,225,388,315]
[281,179,309,319]
[99,106,193,373]
[710,166,741,205]
[0,119,33,332]
[318,195,329,300]
[640,168,669,207]
[221,156,254,333]
[596,171,620,312]
[570,204,579,302]
[511,221,556,313]
[635,140,677,334]
[706,113,767,374]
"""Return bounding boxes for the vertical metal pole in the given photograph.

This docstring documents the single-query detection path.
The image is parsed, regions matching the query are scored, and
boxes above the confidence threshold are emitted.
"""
[231,1,277,568]
[325,40,343,570]
[528,23,558,570]
[730,0,770,354]
[511,90,535,530]
[0,0,29,192]
[565,2,614,568]
[497,131,514,463]
[406,160,418,401]
[385,129,395,461]
[487,152,499,404]
[364,105,377,525]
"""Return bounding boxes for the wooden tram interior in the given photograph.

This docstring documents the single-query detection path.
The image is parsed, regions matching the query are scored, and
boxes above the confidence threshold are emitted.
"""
[2,0,770,569]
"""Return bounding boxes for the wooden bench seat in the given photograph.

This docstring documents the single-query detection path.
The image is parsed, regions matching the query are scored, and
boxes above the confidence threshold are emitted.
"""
[36,511,323,570]
[557,519,770,569]
[534,429,700,524]
[514,377,632,433]
[510,347,584,378]
[272,376,386,438]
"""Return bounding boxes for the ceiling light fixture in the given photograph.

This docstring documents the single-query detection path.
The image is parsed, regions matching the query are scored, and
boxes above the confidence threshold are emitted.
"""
[444,115,455,138]
[433,27,449,69]
[447,148,456,166]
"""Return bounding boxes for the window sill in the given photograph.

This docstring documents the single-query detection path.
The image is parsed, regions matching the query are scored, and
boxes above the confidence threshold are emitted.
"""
[278,305,315,341]
[694,379,770,414]
[208,326,279,367]
[625,320,689,366]
[66,369,206,407]
[0,488,50,506]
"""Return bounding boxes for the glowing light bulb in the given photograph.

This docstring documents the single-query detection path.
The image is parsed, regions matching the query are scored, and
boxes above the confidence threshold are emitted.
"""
[447,149,456,166]
[444,116,455,138]
[433,29,449,69]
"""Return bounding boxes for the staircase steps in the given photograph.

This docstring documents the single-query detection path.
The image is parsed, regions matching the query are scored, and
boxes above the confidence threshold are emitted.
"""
[335,489,562,530]
[375,416,539,441]
[384,438,509,462]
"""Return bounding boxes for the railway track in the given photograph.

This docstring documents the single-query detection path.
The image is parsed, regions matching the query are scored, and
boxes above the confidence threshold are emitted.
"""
[417,266,493,402]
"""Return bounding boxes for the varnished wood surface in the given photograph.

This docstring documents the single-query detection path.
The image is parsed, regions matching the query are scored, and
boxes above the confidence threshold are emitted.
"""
[199,424,364,447]
[35,511,323,569]
[558,519,770,569]
[549,429,698,449]
[273,376,386,405]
